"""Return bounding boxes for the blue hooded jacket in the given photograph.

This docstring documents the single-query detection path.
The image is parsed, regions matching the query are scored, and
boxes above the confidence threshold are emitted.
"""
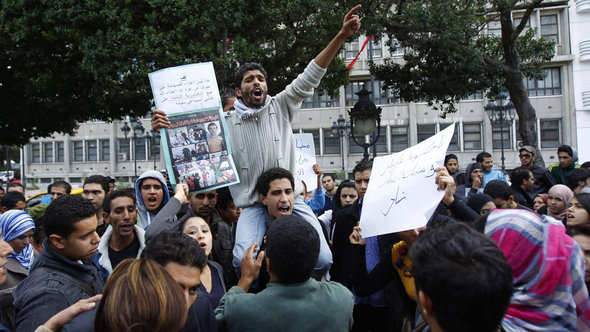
[134,170,170,230]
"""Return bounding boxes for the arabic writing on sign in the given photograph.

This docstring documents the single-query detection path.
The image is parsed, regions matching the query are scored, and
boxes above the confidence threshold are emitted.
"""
[293,133,318,191]
[359,124,456,238]
[149,62,221,115]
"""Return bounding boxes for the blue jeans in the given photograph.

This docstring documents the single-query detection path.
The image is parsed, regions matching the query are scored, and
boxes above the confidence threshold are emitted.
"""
[232,195,332,273]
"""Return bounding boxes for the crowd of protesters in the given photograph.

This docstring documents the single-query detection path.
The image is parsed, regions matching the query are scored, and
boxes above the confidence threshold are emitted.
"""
[1,4,590,331]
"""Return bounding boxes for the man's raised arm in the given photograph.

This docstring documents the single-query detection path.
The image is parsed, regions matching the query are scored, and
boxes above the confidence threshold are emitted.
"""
[314,4,362,69]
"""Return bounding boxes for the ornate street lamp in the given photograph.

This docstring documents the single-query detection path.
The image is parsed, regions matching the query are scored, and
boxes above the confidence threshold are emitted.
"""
[348,85,382,161]
[484,93,516,172]
[121,117,146,179]
[331,114,351,172]
[149,129,161,170]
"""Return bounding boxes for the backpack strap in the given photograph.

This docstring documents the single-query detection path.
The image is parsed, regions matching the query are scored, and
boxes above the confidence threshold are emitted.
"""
[35,267,97,297]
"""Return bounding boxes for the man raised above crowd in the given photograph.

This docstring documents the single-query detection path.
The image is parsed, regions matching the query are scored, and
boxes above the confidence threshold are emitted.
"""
[151,5,362,275]
[134,170,170,230]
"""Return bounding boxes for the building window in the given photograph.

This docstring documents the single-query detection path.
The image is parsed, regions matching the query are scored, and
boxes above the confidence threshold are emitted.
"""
[374,126,387,154]
[100,139,110,161]
[71,141,83,162]
[301,89,340,109]
[30,143,41,163]
[465,91,484,100]
[56,142,64,162]
[540,14,558,43]
[524,67,561,96]
[370,38,382,58]
[463,123,482,150]
[391,126,409,153]
[40,178,52,184]
[540,119,561,148]
[487,20,502,36]
[118,139,130,161]
[134,139,147,161]
[417,124,436,143]
[149,141,161,162]
[345,80,399,106]
[391,38,405,56]
[324,128,341,155]
[348,135,366,155]
[513,16,531,36]
[69,177,82,183]
[42,142,53,163]
[86,140,98,162]
[345,39,359,59]
[441,124,459,151]
[492,121,513,150]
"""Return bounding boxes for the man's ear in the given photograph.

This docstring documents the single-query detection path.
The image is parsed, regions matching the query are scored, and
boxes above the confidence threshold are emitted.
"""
[259,194,267,206]
[418,290,434,317]
[102,212,111,225]
[509,195,515,202]
[234,87,242,98]
[49,234,66,250]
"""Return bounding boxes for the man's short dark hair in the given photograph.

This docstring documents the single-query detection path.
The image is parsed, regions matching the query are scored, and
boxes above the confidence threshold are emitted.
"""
[558,145,573,157]
[141,230,207,271]
[215,187,234,211]
[510,167,532,186]
[567,168,590,190]
[83,175,109,194]
[256,168,295,196]
[6,183,24,192]
[410,222,513,332]
[476,151,492,163]
[102,189,136,214]
[483,180,513,200]
[322,174,335,182]
[352,159,373,177]
[44,195,96,238]
[48,180,72,195]
[266,215,319,283]
[234,62,267,90]
[444,154,458,165]
[1,191,25,209]
[220,88,237,109]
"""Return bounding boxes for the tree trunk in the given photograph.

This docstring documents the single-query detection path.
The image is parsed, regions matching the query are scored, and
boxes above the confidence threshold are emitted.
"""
[499,7,546,167]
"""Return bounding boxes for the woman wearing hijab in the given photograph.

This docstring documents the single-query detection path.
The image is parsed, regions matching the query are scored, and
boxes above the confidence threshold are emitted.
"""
[0,210,35,284]
[547,184,574,222]
[0,210,35,330]
[485,209,590,331]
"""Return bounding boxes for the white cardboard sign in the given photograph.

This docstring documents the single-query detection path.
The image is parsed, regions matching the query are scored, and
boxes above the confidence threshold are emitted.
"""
[359,123,455,237]
[293,133,318,191]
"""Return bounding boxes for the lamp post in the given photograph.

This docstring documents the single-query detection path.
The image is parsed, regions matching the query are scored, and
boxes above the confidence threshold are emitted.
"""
[150,129,161,170]
[348,85,382,161]
[484,93,516,172]
[331,114,350,172]
[121,117,146,179]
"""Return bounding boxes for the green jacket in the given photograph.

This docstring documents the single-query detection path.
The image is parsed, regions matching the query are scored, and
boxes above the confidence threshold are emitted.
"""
[549,162,579,185]
[215,278,354,332]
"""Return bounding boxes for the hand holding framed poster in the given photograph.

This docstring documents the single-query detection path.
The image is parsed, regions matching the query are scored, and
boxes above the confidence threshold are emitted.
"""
[149,62,240,193]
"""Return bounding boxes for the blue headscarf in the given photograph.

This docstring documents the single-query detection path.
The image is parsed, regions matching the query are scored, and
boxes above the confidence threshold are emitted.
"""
[0,210,36,270]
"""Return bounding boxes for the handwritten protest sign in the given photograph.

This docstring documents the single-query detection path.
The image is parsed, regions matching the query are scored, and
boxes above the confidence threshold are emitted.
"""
[293,133,318,191]
[359,123,455,238]
[149,62,220,116]
[149,62,240,194]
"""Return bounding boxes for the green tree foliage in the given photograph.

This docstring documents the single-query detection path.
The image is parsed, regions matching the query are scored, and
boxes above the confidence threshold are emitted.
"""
[358,0,554,152]
[0,0,352,145]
